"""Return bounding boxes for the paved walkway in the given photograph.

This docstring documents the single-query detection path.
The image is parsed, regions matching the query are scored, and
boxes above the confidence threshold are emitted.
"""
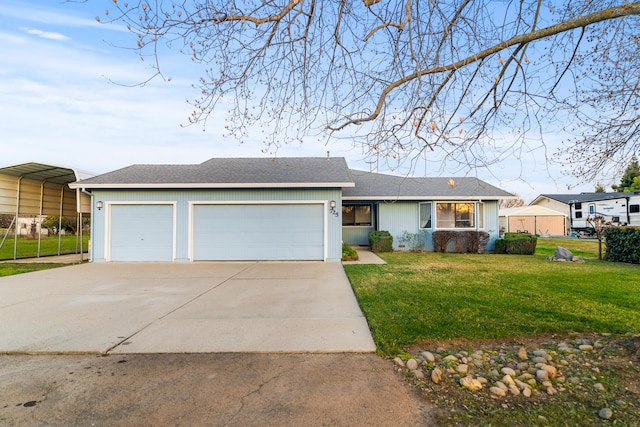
[0,262,375,354]
[342,247,387,265]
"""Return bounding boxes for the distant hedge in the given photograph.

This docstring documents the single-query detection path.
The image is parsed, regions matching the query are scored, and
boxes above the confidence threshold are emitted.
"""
[494,232,537,255]
[604,227,640,264]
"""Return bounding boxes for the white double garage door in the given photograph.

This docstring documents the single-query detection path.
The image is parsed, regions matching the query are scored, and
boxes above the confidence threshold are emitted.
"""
[108,202,326,261]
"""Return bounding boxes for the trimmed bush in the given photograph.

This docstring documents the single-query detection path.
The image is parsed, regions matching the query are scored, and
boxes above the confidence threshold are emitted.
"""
[369,230,393,252]
[495,232,537,255]
[432,230,490,253]
[604,227,640,264]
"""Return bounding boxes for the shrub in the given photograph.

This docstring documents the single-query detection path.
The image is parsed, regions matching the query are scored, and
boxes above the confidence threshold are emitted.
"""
[397,230,428,251]
[432,230,490,253]
[342,244,359,261]
[495,232,537,255]
[369,230,393,252]
[604,227,640,264]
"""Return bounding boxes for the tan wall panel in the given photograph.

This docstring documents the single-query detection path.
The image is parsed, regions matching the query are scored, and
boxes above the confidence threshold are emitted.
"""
[508,217,535,233]
[0,174,19,213]
[508,216,566,236]
[0,174,84,216]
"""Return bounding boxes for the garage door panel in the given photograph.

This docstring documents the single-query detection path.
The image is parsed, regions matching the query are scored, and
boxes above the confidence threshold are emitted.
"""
[193,204,324,261]
[110,205,174,261]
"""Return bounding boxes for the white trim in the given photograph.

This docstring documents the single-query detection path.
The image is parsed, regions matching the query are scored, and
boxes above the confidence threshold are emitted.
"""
[187,200,329,262]
[104,201,177,262]
[433,201,483,230]
[343,196,503,201]
[71,182,354,189]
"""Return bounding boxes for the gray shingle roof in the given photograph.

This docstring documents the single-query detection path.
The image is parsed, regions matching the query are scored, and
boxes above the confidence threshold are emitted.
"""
[71,157,354,189]
[343,170,514,200]
[532,193,635,205]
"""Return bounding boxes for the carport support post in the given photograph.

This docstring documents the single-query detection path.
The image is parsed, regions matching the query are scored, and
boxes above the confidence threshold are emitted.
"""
[38,180,45,258]
[13,177,22,260]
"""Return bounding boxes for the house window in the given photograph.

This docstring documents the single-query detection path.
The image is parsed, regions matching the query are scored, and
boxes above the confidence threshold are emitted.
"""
[419,202,432,229]
[342,204,372,226]
[574,203,582,210]
[436,202,475,228]
[575,212,583,219]
[589,204,595,214]
[630,204,640,213]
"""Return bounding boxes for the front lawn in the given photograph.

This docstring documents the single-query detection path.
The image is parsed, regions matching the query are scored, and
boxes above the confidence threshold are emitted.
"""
[344,238,640,356]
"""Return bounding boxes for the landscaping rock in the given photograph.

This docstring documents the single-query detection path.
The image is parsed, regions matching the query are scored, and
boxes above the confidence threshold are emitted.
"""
[490,386,506,397]
[421,351,435,363]
[431,367,443,384]
[500,367,516,377]
[460,376,483,391]
[406,359,419,370]
[412,370,425,379]
[599,408,613,420]
[517,347,528,360]
[554,246,573,261]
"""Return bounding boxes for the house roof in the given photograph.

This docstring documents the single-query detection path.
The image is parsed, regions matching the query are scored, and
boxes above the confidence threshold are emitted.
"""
[499,205,568,217]
[343,170,515,201]
[531,192,634,205]
[70,157,355,189]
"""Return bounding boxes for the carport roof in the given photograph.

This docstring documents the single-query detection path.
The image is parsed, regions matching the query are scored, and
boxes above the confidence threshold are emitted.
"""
[70,157,355,189]
[343,170,515,200]
[0,161,94,185]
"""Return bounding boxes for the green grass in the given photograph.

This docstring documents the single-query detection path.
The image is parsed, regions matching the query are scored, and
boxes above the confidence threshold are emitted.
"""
[345,238,640,356]
[0,234,89,260]
[0,263,68,277]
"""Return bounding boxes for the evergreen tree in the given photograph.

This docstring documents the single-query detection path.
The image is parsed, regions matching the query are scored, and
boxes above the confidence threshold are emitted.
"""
[612,156,640,192]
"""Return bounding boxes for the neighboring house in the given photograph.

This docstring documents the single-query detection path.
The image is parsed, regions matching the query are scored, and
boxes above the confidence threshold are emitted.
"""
[499,205,568,236]
[70,157,515,262]
[530,193,640,232]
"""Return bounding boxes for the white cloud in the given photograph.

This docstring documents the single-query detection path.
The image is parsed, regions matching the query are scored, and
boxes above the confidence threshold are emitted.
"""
[19,27,70,41]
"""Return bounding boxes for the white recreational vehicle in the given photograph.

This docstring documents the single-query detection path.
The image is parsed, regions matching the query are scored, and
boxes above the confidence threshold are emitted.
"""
[569,194,640,233]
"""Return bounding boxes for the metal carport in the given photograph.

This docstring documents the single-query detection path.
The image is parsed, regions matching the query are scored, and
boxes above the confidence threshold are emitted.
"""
[0,162,94,260]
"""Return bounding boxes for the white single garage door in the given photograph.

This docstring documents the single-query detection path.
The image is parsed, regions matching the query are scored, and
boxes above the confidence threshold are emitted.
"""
[109,204,174,261]
[193,204,324,261]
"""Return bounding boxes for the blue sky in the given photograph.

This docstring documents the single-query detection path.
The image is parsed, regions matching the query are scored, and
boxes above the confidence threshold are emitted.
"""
[0,0,602,202]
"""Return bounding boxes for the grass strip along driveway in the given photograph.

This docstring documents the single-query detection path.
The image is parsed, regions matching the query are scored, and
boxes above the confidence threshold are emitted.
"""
[344,238,640,426]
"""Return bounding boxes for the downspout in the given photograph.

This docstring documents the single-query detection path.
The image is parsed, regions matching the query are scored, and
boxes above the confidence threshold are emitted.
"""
[81,189,93,262]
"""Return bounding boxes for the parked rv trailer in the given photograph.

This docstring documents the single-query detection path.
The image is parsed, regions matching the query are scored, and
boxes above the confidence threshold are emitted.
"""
[569,194,640,234]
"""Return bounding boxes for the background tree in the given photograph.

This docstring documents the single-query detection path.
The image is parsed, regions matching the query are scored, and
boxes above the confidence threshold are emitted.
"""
[0,214,13,229]
[41,216,78,236]
[594,183,606,193]
[611,155,640,192]
[499,197,526,209]
[99,1,640,179]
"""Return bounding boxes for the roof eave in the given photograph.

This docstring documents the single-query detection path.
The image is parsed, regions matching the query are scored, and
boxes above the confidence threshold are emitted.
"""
[70,182,355,190]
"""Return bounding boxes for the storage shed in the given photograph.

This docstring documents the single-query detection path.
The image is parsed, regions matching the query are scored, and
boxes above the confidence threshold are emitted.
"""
[499,205,568,236]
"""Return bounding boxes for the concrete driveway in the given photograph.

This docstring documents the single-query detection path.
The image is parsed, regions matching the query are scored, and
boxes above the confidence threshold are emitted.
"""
[0,262,375,354]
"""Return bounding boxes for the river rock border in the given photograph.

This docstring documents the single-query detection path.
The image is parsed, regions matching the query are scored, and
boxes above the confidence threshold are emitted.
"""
[393,333,639,421]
